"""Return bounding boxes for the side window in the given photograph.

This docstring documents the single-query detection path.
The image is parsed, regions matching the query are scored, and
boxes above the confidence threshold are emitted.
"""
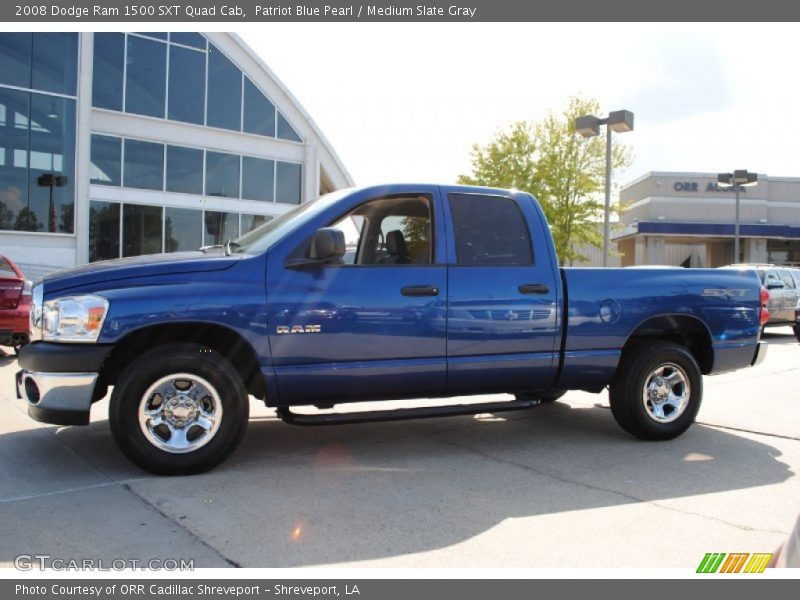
[765,270,783,287]
[448,193,533,266]
[327,195,433,266]
[779,270,796,289]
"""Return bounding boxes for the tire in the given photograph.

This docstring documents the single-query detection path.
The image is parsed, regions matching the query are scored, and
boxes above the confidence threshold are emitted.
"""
[109,343,249,475]
[795,324,800,342]
[609,340,702,441]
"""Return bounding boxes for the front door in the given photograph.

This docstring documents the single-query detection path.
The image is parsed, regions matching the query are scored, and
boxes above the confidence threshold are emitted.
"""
[266,189,448,405]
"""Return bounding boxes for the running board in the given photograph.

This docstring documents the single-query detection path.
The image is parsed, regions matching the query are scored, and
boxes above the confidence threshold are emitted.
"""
[276,398,541,426]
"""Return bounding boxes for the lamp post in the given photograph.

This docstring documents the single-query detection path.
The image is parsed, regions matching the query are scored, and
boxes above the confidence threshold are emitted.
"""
[574,110,634,267]
[717,170,758,263]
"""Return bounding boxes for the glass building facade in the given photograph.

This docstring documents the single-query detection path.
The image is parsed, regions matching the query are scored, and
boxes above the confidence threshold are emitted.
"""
[0,32,352,278]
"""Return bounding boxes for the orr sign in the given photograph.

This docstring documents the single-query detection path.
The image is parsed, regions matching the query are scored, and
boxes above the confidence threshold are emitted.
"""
[673,181,745,193]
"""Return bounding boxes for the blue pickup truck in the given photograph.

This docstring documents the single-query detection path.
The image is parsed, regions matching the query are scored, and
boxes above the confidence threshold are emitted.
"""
[17,184,767,474]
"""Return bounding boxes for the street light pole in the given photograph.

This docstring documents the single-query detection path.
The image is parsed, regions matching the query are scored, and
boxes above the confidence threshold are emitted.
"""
[574,110,634,267]
[717,170,758,264]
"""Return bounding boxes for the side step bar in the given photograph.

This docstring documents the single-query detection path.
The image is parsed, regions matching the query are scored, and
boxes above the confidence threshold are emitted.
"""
[276,398,541,426]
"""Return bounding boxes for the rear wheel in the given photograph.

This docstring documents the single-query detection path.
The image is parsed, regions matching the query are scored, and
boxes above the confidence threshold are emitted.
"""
[795,324,800,342]
[609,340,702,440]
[109,343,249,475]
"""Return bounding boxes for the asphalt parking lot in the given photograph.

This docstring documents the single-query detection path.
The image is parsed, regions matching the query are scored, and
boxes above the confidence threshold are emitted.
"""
[1,329,798,569]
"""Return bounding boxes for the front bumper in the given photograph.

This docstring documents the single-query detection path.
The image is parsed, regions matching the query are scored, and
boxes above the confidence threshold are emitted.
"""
[16,342,112,426]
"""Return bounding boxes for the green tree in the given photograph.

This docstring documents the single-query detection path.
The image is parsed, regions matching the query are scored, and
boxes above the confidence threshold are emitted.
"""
[458,97,632,265]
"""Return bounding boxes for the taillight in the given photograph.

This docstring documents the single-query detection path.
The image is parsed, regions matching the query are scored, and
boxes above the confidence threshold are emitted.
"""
[21,280,32,297]
[759,287,770,327]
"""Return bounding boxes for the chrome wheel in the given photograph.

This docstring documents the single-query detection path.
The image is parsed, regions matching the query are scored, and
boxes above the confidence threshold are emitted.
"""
[138,373,223,454]
[641,362,690,424]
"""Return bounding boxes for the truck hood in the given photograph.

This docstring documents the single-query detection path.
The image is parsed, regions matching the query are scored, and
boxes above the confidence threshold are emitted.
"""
[40,251,243,294]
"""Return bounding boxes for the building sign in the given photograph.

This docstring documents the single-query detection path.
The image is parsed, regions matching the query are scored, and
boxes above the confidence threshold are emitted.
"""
[673,181,745,193]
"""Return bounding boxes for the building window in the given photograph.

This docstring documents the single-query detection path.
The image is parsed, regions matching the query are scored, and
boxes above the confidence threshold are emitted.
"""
[31,33,78,96]
[0,34,32,89]
[123,139,164,190]
[170,33,206,50]
[205,151,239,198]
[277,113,302,142]
[204,210,238,245]
[123,203,163,257]
[167,44,206,125]
[166,206,203,252]
[242,156,274,202]
[206,45,241,131]
[166,145,203,194]
[92,33,124,112]
[241,213,272,234]
[243,77,275,137]
[90,135,122,186]
[89,201,120,262]
[125,35,167,118]
[276,162,302,205]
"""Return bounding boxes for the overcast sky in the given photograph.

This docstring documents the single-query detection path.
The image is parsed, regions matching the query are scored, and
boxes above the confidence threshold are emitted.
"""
[240,23,799,189]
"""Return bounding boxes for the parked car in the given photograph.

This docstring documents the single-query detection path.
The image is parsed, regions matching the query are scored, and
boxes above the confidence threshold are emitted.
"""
[725,264,799,339]
[17,184,768,474]
[0,256,31,355]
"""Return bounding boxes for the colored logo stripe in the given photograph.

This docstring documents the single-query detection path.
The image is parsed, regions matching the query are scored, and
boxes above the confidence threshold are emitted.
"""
[696,552,772,573]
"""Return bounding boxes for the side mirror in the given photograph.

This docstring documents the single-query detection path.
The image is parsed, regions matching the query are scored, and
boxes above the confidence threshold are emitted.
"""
[285,228,345,269]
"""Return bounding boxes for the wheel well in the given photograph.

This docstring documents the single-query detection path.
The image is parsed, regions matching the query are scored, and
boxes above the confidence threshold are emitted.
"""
[624,315,713,374]
[95,323,265,401]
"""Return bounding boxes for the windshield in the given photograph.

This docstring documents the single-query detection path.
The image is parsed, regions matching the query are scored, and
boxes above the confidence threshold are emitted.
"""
[230,189,352,255]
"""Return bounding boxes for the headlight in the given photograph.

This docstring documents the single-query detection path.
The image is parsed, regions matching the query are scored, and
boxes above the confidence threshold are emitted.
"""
[41,295,109,343]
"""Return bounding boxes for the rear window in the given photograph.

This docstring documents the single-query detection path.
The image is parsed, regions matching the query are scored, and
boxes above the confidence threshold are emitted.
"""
[448,193,533,266]
[779,270,796,289]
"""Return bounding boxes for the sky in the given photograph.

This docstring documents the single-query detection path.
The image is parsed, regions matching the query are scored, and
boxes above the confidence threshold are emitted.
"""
[239,23,800,190]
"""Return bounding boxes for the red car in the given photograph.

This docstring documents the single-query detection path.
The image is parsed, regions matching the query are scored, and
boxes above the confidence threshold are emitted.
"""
[0,256,31,355]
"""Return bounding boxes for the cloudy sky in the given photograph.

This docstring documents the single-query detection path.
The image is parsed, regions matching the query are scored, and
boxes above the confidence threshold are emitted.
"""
[240,23,798,188]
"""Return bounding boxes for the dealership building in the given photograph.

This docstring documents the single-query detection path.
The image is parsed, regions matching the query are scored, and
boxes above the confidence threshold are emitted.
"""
[0,32,353,279]
[614,172,800,268]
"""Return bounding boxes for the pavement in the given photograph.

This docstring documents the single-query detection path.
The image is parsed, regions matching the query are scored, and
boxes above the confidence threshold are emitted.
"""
[0,328,798,569]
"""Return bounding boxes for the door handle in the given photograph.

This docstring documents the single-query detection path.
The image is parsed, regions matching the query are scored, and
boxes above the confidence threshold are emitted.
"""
[402,285,440,297]
[519,283,549,295]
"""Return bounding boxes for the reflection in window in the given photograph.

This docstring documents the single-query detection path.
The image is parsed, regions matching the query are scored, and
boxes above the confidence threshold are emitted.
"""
[242,156,274,202]
[243,78,275,137]
[27,94,76,233]
[204,211,238,245]
[168,44,205,125]
[205,151,239,198]
[276,162,301,204]
[31,33,78,96]
[90,135,122,186]
[166,207,202,252]
[166,145,203,194]
[89,201,120,262]
[125,35,166,118]
[123,204,163,257]
[277,112,301,142]
[241,213,272,235]
[92,33,124,111]
[124,139,164,190]
[207,44,242,131]
[0,87,30,232]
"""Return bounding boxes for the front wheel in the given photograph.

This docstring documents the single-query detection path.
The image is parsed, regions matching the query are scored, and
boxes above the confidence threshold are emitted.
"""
[109,343,249,475]
[609,340,702,440]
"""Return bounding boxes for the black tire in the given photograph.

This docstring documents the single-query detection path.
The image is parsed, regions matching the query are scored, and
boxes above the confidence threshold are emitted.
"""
[109,343,249,475]
[794,324,800,342]
[609,340,702,441]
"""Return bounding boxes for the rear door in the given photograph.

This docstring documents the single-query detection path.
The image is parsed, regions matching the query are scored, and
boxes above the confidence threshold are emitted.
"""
[443,192,560,394]
[779,269,799,321]
[0,258,23,309]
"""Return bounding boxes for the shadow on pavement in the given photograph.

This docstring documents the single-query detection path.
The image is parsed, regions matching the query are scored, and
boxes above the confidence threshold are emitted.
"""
[0,399,792,567]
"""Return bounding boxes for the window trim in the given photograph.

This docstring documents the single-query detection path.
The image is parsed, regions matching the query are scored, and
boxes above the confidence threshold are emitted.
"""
[447,192,536,268]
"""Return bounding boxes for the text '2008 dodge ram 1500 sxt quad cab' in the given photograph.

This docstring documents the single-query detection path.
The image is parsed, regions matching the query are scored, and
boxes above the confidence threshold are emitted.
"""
[17,184,768,474]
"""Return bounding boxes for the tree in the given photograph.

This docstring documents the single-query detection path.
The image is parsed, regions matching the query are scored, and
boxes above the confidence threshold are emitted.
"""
[458,97,632,265]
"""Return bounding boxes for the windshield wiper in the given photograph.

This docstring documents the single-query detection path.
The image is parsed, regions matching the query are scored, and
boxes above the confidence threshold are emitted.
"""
[225,240,241,256]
